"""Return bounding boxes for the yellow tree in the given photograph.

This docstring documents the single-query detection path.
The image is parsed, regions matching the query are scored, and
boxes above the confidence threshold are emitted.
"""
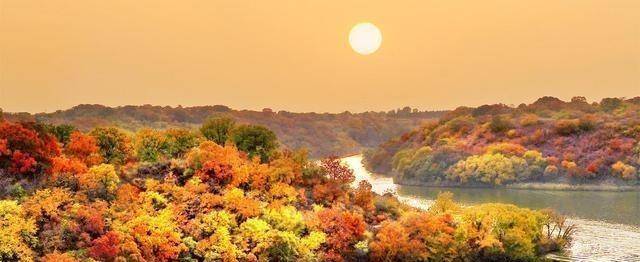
[0,200,37,262]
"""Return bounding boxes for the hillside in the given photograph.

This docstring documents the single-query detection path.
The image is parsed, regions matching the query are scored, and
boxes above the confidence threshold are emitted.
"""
[0,119,572,261]
[365,96,640,188]
[3,105,445,158]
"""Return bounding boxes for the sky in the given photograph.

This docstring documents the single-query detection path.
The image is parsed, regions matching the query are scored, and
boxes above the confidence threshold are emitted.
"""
[1,0,638,113]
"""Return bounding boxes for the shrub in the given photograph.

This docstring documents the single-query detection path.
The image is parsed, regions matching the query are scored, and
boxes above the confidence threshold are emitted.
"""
[578,115,597,132]
[554,119,581,136]
[448,153,525,185]
[519,114,540,126]
[611,161,637,180]
[489,115,513,133]
[461,203,545,260]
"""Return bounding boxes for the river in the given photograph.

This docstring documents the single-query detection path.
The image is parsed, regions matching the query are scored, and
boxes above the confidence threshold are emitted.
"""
[342,155,640,261]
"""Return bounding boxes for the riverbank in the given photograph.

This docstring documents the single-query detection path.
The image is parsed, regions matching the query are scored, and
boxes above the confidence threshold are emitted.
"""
[392,175,640,192]
[506,182,640,192]
[342,154,640,260]
[394,179,640,192]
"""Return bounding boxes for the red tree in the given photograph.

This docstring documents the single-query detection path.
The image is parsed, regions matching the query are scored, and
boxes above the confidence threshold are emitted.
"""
[65,131,102,166]
[0,121,60,176]
[316,208,366,260]
[89,231,121,261]
[321,156,354,183]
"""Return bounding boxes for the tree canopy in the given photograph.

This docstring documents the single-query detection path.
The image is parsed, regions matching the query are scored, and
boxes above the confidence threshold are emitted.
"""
[0,119,572,261]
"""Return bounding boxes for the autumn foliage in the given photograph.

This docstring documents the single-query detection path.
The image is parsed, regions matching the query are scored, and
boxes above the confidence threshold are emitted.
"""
[0,121,60,177]
[366,96,640,186]
[0,120,571,261]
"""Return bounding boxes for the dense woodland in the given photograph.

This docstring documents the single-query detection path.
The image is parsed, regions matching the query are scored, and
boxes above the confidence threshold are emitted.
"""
[4,105,445,158]
[0,116,573,261]
[365,97,640,187]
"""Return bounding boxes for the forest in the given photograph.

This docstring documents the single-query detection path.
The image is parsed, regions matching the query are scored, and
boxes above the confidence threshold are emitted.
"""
[3,105,445,158]
[0,115,573,261]
[365,96,640,188]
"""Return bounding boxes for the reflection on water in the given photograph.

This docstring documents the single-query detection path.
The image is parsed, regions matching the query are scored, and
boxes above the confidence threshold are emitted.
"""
[397,187,640,226]
[343,155,640,261]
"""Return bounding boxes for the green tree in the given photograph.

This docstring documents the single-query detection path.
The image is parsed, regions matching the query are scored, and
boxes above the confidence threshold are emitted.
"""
[200,116,236,145]
[231,125,278,162]
[47,124,76,145]
[164,128,200,158]
[134,129,168,162]
[89,127,133,165]
[600,97,622,112]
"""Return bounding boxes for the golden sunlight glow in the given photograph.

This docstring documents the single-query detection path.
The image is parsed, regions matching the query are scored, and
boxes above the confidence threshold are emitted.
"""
[349,23,382,55]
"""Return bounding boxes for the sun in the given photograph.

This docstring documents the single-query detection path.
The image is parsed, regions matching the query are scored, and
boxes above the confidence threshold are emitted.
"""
[349,23,382,55]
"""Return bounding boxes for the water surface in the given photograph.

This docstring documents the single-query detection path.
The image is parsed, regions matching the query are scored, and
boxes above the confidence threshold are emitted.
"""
[397,187,640,226]
[342,155,640,261]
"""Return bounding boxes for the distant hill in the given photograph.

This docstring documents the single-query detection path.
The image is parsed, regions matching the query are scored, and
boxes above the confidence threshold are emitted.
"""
[3,105,446,158]
[364,96,640,187]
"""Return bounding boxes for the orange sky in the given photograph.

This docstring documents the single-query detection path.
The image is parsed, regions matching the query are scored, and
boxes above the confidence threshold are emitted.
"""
[1,0,639,113]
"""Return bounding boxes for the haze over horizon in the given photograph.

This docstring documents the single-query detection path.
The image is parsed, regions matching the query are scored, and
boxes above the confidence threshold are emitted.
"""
[1,95,637,115]
[2,0,639,113]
